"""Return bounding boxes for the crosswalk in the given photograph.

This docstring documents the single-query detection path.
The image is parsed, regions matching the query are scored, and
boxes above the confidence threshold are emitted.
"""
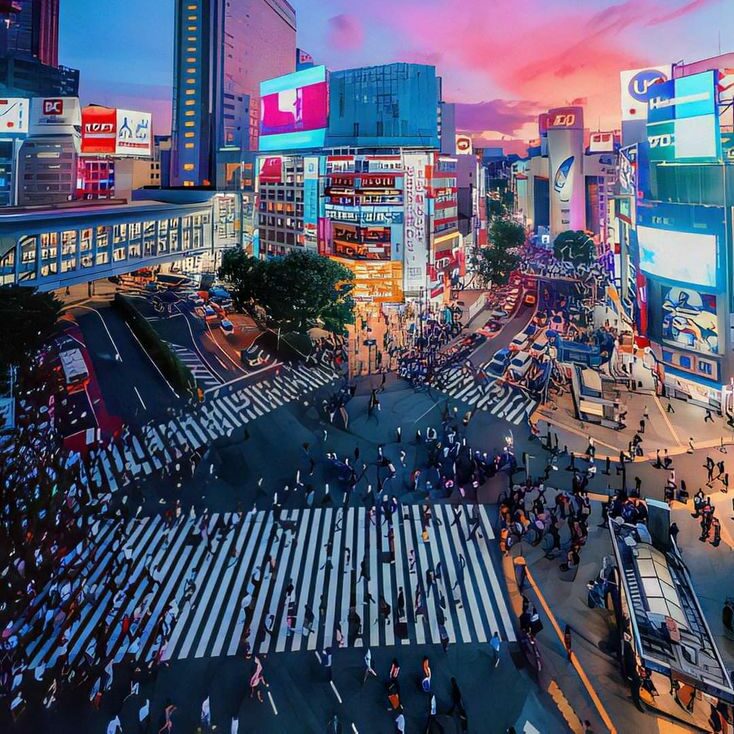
[17,504,515,673]
[88,363,339,493]
[438,365,538,426]
[165,342,221,390]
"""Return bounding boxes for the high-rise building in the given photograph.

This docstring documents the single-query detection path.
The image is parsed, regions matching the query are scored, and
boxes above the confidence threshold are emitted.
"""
[170,0,296,189]
[0,0,60,66]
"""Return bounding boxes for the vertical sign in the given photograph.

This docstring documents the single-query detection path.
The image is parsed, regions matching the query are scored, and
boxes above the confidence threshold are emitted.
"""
[403,152,428,293]
[303,155,319,248]
[546,106,585,236]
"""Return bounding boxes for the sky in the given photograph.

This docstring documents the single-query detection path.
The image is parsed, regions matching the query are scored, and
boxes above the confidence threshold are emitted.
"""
[60,0,734,153]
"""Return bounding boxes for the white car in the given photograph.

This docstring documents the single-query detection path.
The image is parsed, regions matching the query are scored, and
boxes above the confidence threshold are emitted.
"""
[508,334,530,352]
[220,319,234,336]
[508,351,533,379]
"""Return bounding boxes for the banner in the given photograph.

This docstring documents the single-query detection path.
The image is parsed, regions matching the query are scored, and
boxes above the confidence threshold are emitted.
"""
[0,98,28,133]
[115,109,151,156]
[403,152,429,294]
[81,106,117,154]
[30,97,81,136]
[547,107,585,235]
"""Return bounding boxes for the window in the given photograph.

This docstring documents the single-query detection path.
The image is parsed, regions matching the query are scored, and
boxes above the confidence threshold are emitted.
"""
[183,163,194,171]
[679,355,692,370]
[186,57,196,63]
[185,100,195,106]
[185,111,195,117]
[698,361,713,376]
[184,132,195,138]
[185,89,195,96]
[185,143,194,149]
[185,122,195,128]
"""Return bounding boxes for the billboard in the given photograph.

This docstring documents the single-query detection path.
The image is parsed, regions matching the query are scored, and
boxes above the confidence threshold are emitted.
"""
[719,68,734,102]
[81,106,116,154]
[618,144,638,196]
[647,71,721,162]
[115,109,151,156]
[258,156,283,183]
[547,107,584,235]
[259,65,328,152]
[0,98,28,133]
[30,96,81,136]
[662,286,718,355]
[588,131,615,154]
[332,258,404,303]
[455,134,472,154]
[303,155,319,243]
[638,227,717,288]
[403,152,429,293]
[620,66,672,121]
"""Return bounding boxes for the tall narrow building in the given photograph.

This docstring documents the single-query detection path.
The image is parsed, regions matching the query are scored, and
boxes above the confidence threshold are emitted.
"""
[170,0,296,189]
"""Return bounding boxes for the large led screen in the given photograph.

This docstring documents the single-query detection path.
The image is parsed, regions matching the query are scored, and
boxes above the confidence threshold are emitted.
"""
[662,286,718,355]
[260,65,328,152]
[638,226,717,288]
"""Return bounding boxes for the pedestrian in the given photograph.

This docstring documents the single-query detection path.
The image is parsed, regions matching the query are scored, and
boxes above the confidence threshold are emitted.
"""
[666,400,675,414]
[439,621,450,653]
[389,657,400,681]
[639,418,645,434]
[564,624,573,661]
[490,631,501,668]
[363,648,377,685]
[322,646,333,681]
[421,656,431,692]
[249,656,267,702]
[447,677,464,715]
[705,408,715,423]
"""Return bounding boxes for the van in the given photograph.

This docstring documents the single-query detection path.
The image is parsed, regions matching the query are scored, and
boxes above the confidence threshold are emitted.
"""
[508,351,533,379]
[508,334,529,352]
[530,334,548,357]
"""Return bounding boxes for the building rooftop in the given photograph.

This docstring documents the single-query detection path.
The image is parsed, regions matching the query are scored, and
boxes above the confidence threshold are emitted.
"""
[609,518,734,699]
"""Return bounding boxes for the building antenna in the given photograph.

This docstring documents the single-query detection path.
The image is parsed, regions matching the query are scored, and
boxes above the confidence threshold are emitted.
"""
[719,30,722,56]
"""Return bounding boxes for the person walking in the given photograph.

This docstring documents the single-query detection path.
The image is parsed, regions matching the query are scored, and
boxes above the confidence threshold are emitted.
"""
[563,625,573,661]
[490,631,501,668]
[421,656,432,692]
[389,658,400,682]
[447,678,464,715]
[363,648,377,685]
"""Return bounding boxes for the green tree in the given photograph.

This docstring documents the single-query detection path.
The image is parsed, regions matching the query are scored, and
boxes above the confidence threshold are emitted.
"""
[471,218,524,286]
[553,230,595,265]
[0,285,61,370]
[219,249,355,333]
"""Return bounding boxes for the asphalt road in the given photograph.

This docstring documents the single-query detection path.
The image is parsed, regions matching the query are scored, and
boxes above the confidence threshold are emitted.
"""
[468,302,535,366]
[72,302,179,423]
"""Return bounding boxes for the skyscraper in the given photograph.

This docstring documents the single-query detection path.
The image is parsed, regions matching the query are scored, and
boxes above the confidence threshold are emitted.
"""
[0,0,59,66]
[170,0,296,189]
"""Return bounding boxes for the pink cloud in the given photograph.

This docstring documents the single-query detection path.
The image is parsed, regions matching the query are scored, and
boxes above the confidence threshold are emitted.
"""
[455,99,539,137]
[326,14,364,51]
[356,0,715,137]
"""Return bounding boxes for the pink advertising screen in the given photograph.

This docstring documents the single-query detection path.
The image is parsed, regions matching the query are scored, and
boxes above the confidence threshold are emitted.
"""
[260,80,328,136]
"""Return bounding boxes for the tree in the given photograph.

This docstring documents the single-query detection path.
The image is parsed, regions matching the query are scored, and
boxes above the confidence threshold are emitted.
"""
[219,249,355,334]
[471,218,524,286]
[554,230,595,265]
[0,285,61,370]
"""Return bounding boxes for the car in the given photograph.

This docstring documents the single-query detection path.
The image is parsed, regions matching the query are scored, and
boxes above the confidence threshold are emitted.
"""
[508,351,533,379]
[524,292,537,306]
[479,319,502,337]
[487,348,511,376]
[530,333,548,357]
[241,345,270,368]
[155,273,195,290]
[219,319,234,336]
[201,305,218,323]
[188,293,205,307]
[508,334,530,352]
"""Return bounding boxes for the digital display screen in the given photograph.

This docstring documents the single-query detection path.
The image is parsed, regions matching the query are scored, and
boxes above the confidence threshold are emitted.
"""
[662,286,718,355]
[638,226,717,288]
[260,66,328,152]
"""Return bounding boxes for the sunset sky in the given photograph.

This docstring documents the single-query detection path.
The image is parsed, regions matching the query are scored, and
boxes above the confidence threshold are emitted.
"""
[60,0,734,153]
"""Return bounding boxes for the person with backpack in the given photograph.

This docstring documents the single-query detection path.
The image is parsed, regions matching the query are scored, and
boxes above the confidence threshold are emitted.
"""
[421,656,431,692]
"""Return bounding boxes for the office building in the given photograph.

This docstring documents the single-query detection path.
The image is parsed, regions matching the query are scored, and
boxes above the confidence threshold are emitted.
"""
[170,0,296,189]
[0,0,60,67]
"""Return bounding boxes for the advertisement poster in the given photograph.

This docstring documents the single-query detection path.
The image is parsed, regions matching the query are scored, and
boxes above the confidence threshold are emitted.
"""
[0,98,28,133]
[662,286,718,355]
[259,66,328,152]
[115,109,152,156]
[303,155,319,242]
[620,66,671,121]
[30,97,81,136]
[546,106,584,235]
[403,152,429,293]
[81,106,117,154]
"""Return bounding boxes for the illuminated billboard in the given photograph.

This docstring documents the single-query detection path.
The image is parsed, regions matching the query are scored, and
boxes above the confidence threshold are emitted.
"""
[547,106,584,235]
[662,286,718,355]
[30,97,81,136]
[259,65,328,152]
[620,66,671,121]
[455,134,472,154]
[332,257,404,303]
[638,227,717,288]
[0,98,29,133]
[115,109,151,156]
[403,152,430,293]
[81,106,116,154]
[588,131,615,154]
[647,71,721,162]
